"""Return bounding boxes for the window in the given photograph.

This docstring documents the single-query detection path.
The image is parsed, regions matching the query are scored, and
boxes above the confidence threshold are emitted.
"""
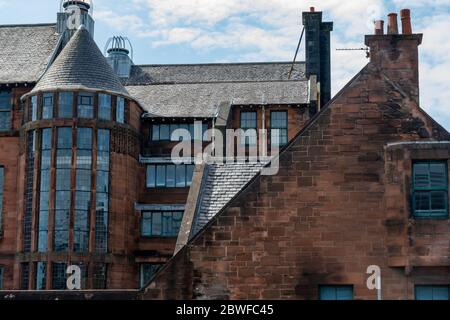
[35,262,47,290]
[140,264,162,288]
[21,263,30,290]
[58,92,73,118]
[77,93,94,119]
[74,128,92,252]
[23,131,36,252]
[51,262,67,290]
[240,111,257,146]
[270,111,288,147]
[0,266,3,290]
[0,91,12,131]
[98,94,112,120]
[93,264,107,289]
[31,96,38,121]
[412,161,448,218]
[42,93,53,119]
[38,129,52,252]
[146,164,194,188]
[151,123,209,141]
[0,167,4,234]
[54,128,72,252]
[415,286,450,300]
[95,129,110,253]
[116,96,125,123]
[319,285,354,300]
[141,211,183,237]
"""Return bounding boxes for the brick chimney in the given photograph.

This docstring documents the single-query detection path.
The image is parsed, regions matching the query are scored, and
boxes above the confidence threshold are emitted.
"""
[365,9,422,102]
[303,8,334,110]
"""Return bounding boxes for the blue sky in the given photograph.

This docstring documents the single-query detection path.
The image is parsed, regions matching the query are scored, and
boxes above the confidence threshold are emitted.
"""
[1,0,449,130]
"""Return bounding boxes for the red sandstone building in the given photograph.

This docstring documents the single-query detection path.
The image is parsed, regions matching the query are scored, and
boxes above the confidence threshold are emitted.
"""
[0,1,450,300]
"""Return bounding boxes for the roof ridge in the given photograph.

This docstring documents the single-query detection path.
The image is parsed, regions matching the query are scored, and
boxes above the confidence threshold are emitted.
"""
[0,23,56,28]
[135,61,306,67]
[125,79,307,87]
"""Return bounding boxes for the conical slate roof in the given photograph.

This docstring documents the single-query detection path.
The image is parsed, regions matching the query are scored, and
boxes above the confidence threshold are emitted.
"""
[30,26,129,96]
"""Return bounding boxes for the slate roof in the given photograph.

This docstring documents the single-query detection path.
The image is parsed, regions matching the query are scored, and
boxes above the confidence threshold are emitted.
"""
[0,24,59,84]
[29,26,129,96]
[191,162,265,237]
[124,62,306,85]
[127,80,309,118]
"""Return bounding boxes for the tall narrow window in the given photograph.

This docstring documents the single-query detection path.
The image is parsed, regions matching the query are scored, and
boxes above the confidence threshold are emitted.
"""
[58,92,73,118]
[54,128,72,252]
[51,262,67,290]
[35,262,47,290]
[0,91,12,131]
[38,129,52,252]
[21,263,30,290]
[77,93,94,119]
[0,167,4,234]
[319,285,354,300]
[42,93,53,119]
[74,128,92,252]
[0,266,3,290]
[95,129,110,253]
[31,96,38,121]
[116,97,125,123]
[23,131,36,252]
[98,94,112,120]
[413,161,448,219]
[240,111,257,146]
[270,111,288,147]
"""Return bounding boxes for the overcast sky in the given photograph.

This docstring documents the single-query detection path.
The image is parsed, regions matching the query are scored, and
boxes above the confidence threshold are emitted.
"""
[1,0,449,130]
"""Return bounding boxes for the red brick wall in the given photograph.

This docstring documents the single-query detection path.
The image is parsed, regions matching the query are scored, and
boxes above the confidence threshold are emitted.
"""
[142,36,450,300]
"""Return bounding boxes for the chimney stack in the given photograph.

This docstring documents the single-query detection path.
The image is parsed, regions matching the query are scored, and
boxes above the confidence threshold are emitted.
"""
[401,9,412,34]
[374,20,384,35]
[387,13,399,34]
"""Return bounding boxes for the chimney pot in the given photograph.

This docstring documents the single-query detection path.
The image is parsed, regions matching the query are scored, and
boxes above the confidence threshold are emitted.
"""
[374,20,385,35]
[387,13,399,35]
[401,9,412,34]
[310,7,315,12]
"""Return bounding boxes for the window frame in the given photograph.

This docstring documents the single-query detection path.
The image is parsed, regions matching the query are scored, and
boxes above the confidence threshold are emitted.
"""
[270,110,288,147]
[0,90,12,132]
[146,164,195,189]
[77,92,94,119]
[415,285,450,300]
[412,160,449,219]
[319,285,354,300]
[141,210,184,238]
[240,111,258,146]
[42,93,54,120]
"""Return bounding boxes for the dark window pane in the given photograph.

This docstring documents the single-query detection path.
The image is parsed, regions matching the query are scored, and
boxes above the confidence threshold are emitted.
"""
[77,128,93,149]
[140,264,162,288]
[98,94,112,120]
[58,92,73,118]
[431,191,447,211]
[166,165,175,187]
[146,165,156,188]
[35,262,47,290]
[21,263,30,290]
[176,165,186,187]
[57,127,72,149]
[152,125,160,141]
[74,209,90,252]
[31,96,38,121]
[96,170,109,193]
[51,263,67,290]
[186,165,195,186]
[320,286,353,300]
[93,264,107,289]
[156,165,166,187]
[160,125,170,140]
[416,286,450,300]
[116,97,125,123]
[97,129,110,152]
[152,212,162,236]
[42,93,53,119]
[76,149,92,169]
[77,93,94,119]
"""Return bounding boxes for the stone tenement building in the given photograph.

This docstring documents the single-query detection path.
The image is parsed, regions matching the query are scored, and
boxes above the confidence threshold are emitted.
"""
[0,1,450,300]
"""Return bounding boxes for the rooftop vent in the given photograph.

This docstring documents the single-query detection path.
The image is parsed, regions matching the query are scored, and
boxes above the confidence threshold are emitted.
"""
[105,36,134,78]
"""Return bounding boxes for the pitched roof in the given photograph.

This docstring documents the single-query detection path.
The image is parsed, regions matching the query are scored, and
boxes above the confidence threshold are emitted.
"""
[127,80,309,118]
[29,27,129,96]
[124,62,306,85]
[0,24,59,84]
[191,162,265,238]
